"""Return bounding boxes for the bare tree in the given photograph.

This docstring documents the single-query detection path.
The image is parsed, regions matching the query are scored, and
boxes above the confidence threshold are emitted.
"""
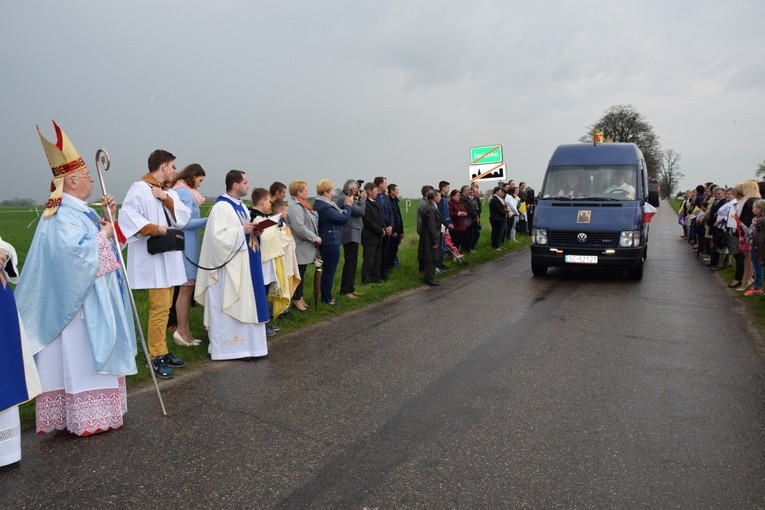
[756,160,765,179]
[659,149,683,198]
[582,105,663,178]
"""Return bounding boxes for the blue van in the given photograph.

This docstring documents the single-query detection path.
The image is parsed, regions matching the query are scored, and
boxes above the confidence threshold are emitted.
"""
[530,142,659,280]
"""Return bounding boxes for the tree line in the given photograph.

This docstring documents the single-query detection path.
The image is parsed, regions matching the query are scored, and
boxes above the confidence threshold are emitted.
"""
[0,198,39,207]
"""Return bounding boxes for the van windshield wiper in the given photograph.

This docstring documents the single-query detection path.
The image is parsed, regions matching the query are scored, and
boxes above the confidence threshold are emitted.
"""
[576,196,620,201]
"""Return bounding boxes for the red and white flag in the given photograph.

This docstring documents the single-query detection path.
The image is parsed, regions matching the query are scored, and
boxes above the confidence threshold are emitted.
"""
[643,203,658,224]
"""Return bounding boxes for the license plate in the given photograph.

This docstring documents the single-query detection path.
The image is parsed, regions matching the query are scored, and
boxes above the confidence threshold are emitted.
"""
[565,254,598,264]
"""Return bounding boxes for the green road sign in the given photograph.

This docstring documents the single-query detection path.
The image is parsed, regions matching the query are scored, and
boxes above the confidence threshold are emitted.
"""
[470,145,503,165]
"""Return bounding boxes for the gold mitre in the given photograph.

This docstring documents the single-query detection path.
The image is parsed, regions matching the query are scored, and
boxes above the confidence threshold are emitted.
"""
[37,121,88,218]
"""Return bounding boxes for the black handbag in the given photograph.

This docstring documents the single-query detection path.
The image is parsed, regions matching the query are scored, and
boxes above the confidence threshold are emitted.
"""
[147,228,185,254]
[147,192,185,254]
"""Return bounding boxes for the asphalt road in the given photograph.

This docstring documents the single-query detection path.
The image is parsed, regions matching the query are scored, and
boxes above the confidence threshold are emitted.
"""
[3,203,765,509]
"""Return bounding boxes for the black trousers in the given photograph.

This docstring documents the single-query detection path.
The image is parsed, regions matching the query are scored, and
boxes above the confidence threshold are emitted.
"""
[490,220,505,248]
[734,252,745,281]
[362,242,382,283]
[437,233,447,268]
[340,241,360,294]
[294,264,308,300]
[379,236,391,280]
[423,259,437,283]
[387,235,401,269]
[468,222,481,250]
[451,230,468,253]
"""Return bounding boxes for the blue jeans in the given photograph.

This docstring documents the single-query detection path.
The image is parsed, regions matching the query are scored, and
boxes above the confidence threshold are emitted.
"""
[753,246,763,290]
[320,244,341,302]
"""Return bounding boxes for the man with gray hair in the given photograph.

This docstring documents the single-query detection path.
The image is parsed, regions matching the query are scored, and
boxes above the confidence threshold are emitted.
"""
[337,179,367,298]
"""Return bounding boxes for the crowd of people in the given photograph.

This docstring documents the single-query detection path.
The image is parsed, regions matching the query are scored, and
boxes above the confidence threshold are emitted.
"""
[0,121,536,466]
[678,179,765,295]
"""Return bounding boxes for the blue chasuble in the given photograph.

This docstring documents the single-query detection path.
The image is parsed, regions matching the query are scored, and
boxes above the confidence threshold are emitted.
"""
[0,280,33,411]
[216,196,270,321]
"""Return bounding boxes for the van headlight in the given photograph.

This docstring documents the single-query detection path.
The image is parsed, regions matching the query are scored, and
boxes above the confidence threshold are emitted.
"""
[532,228,547,245]
[619,230,641,248]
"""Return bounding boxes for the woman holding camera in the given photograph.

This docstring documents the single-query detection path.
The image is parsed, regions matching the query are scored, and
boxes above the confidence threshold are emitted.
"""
[313,179,352,306]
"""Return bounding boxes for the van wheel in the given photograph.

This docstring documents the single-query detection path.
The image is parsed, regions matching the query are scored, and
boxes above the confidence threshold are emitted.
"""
[532,262,548,277]
[628,260,644,281]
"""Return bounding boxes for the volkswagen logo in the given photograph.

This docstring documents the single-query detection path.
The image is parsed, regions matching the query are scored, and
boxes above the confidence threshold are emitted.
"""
[577,233,587,243]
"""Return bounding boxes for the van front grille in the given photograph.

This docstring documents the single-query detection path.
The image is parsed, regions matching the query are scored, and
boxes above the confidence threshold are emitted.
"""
[550,231,616,246]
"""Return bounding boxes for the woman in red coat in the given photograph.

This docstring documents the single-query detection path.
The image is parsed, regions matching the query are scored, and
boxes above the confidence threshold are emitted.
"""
[448,189,469,252]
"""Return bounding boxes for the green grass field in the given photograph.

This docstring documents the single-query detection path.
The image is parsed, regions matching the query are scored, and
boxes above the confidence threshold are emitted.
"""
[4,200,530,427]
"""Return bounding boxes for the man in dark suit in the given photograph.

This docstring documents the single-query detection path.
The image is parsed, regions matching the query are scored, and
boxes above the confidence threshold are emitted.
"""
[361,182,386,284]
[489,186,508,249]
[374,176,393,281]
[387,183,404,270]
[419,189,443,286]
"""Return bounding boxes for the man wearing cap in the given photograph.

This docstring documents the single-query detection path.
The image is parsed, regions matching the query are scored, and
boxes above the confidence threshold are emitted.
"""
[15,121,137,436]
[119,150,191,379]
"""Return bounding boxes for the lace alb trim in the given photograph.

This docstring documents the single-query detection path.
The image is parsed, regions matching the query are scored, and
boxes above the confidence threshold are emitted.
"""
[96,232,120,277]
[0,424,20,442]
[36,377,127,436]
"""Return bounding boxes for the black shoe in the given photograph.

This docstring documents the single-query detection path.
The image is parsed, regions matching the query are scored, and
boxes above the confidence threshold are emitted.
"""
[265,323,277,337]
[267,321,280,332]
[425,280,440,286]
[161,353,186,368]
[150,357,174,379]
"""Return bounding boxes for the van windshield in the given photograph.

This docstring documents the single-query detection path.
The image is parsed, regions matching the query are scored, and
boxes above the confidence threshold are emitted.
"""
[541,165,638,200]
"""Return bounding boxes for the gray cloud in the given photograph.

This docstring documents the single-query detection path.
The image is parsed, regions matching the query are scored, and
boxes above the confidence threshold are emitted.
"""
[2,0,764,206]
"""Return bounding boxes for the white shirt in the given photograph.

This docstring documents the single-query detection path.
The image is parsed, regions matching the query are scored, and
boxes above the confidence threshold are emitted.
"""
[604,182,636,195]
[504,194,519,217]
[119,180,191,289]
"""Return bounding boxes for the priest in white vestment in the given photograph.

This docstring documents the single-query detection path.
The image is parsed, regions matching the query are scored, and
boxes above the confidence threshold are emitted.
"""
[195,170,269,360]
[16,122,137,437]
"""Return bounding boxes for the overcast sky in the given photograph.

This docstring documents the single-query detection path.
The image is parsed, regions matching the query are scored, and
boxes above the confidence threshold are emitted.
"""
[2,1,764,203]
